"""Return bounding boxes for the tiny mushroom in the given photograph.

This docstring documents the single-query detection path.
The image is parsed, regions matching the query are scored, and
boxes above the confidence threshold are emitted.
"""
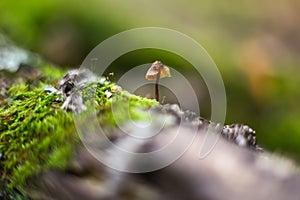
[145,61,171,101]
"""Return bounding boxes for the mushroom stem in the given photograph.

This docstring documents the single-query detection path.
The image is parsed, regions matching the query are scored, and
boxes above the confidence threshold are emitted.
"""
[155,68,161,101]
[145,61,171,102]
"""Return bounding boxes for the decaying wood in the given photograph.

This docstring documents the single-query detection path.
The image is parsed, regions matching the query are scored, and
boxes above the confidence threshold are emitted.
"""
[30,107,300,200]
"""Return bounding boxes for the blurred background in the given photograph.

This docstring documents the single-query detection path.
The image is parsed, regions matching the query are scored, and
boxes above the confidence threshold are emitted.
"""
[1,0,300,161]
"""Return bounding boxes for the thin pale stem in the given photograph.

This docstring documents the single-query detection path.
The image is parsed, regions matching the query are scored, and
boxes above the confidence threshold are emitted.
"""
[155,68,161,101]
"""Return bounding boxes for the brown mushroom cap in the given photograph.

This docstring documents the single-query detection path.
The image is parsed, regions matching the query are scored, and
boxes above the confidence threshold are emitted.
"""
[145,61,171,80]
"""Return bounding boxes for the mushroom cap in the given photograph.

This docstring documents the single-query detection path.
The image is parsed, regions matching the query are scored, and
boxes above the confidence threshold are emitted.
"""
[145,61,171,80]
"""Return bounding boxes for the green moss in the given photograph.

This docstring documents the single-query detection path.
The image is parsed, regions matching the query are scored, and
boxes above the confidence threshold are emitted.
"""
[0,69,159,195]
[0,83,76,189]
[102,91,158,127]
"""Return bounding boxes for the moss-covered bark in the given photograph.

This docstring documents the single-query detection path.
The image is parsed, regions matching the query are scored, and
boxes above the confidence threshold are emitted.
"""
[0,64,158,198]
[2,65,300,200]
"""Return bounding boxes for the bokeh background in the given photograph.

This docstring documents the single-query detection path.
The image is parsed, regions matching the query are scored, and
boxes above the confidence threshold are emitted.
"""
[1,0,300,161]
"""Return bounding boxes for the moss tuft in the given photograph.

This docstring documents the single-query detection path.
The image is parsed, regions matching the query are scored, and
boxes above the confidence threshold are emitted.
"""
[102,91,158,127]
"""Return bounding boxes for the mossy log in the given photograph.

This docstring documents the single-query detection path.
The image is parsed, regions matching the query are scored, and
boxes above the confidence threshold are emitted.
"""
[1,49,300,200]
